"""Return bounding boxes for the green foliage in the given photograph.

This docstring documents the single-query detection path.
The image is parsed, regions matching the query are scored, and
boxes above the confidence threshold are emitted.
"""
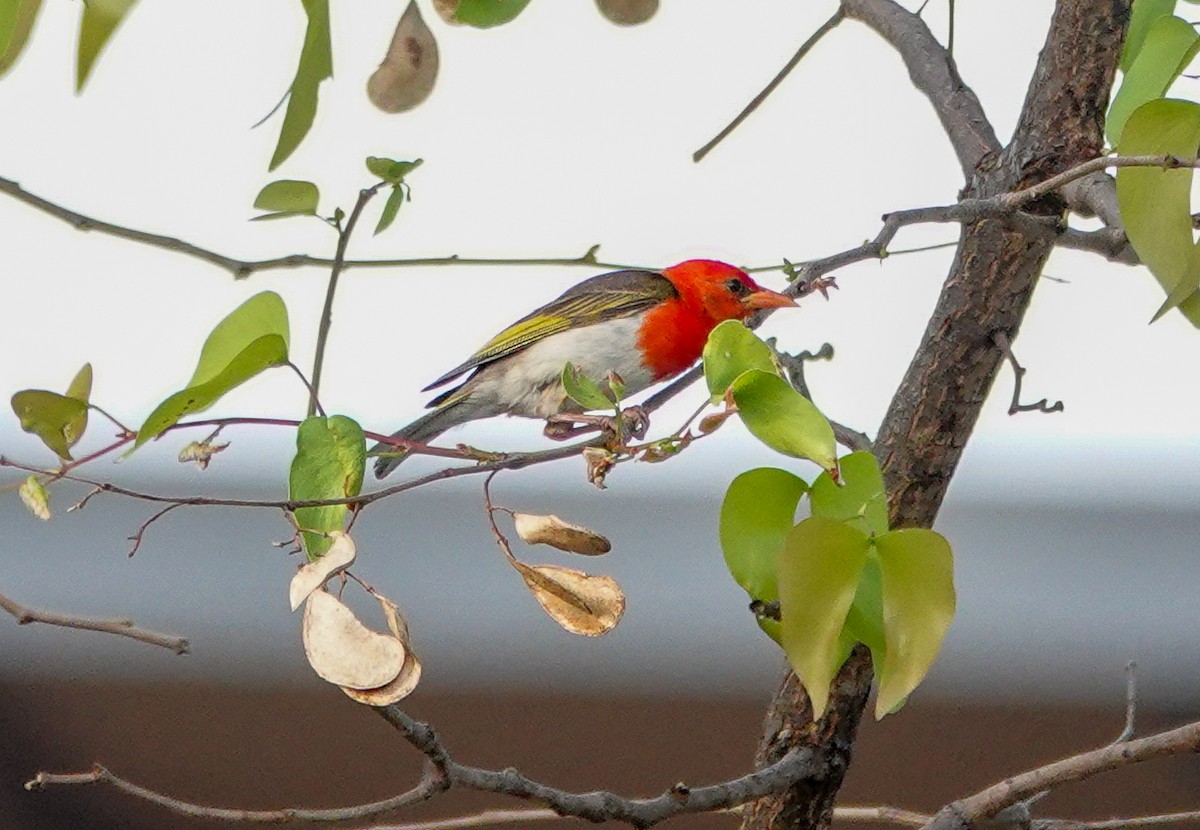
[777,517,871,716]
[76,0,137,91]
[367,157,422,235]
[729,370,836,473]
[455,0,533,28]
[1115,99,1200,326]
[289,415,366,560]
[1107,15,1200,146]
[874,528,956,716]
[702,320,778,403]
[561,363,619,412]
[809,451,888,535]
[0,0,42,79]
[251,180,320,221]
[719,467,808,643]
[10,363,93,460]
[134,292,291,449]
[270,0,332,171]
[1120,0,1181,73]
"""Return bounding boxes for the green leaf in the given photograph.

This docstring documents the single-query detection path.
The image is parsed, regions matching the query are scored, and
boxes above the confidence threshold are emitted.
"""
[62,362,93,447]
[269,0,332,171]
[11,390,88,460]
[0,0,43,79]
[810,451,888,535]
[562,363,616,412]
[1120,0,1178,72]
[133,292,290,449]
[366,156,423,184]
[1107,16,1200,145]
[730,369,836,472]
[702,320,778,403]
[873,528,956,718]
[289,415,366,560]
[18,475,51,520]
[719,467,808,643]
[843,550,887,659]
[375,185,405,235]
[1115,98,1200,326]
[777,517,871,716]
[252,179,320,220]
[76,0,137,91]
[455,0,533,28]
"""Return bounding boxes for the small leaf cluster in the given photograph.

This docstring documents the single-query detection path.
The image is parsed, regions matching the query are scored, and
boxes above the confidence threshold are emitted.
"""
[1110,0,1200,326]
[703,322,955,719]
[366,157,423,234]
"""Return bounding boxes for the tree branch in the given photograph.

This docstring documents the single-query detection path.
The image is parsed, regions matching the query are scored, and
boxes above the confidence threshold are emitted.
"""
[0,591,189,654]
[693,8,847,163]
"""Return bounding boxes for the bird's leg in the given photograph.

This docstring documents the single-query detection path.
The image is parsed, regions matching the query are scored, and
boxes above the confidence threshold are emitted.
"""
[543,407,650,443]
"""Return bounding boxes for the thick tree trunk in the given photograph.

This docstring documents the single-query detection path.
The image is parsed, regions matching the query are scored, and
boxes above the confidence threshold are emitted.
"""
[740,3,1129,829]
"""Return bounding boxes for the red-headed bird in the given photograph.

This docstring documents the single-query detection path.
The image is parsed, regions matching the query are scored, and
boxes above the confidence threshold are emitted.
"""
[373,259,795,478]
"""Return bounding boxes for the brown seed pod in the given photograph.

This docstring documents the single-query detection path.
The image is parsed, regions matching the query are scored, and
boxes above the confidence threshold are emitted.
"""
[595,0,659,26]
[367,0,439,113]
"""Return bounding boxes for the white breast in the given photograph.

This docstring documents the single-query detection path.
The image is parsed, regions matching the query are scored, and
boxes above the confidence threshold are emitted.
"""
[464,315,659,418]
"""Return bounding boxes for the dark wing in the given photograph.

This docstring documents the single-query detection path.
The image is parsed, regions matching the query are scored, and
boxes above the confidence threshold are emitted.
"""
[421,269,676,392]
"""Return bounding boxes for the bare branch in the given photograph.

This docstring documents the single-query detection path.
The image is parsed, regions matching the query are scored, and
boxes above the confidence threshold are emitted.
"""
[841,0,1000,178]
[0,591,189,654]
[992,332,1064,416]
[837,806,931,827]
[1035,812,1200,830]
[693,8,846,163]
[363,808,562,830]
[375,704,825,828]
[921,719,1200,830]
[25,763,446,822]
[310,184,385,416]
[126,502,188,557]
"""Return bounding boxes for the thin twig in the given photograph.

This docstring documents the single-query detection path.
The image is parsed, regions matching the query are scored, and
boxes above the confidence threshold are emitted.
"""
[993,332,1064,415]
[693,8,846,162]
[0,592,189,654]
[126,502,187,557]
[1114,661,1138,744]
[288,362,325,418]
[837,806,932,826]
[309,184,385,417]
[1035,812,1200,830]
[25,764,447,822]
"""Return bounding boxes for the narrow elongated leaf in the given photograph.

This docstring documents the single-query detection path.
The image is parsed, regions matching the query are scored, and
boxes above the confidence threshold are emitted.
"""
[11,390,88,460]
[1115,99,1200,326]
[455,0,532,27]
[562,363,616,411]
[76,0,137,91]
[375,186,405,235]
[874,528,956,718]
[702,320,778,403]
[0,0,43,78]
[1107,16,1200,145]
[730,370,836,472]
[289,415,366,560]
[809,451,888,535]
[269,0,332,170]
[252,179,319,220]
[777,517,871,716]
[1120,0,1177,72]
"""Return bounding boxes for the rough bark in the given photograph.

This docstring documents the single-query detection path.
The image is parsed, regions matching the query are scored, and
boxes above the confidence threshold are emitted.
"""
[740,3,1130,829]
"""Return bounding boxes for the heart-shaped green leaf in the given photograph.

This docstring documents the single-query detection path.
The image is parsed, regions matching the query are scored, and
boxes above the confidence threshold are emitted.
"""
[11,390,88,460]
[730,370,836,472]
[719,467,808,643]
[702,320,778,403]
[809,450,888,535]
[1120,0,1177,72]
[778,516,871,716]
[874,528,956,718]
[1108,15,1200,146]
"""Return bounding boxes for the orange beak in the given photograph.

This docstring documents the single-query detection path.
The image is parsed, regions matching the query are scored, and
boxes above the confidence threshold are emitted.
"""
[743,289,797,310]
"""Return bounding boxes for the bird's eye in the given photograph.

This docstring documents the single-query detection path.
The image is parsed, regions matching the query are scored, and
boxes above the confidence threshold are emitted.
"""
[725,277,751,298]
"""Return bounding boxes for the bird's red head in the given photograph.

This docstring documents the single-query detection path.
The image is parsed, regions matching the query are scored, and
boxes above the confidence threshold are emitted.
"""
[637,260,797,380]
[660,260,795,323]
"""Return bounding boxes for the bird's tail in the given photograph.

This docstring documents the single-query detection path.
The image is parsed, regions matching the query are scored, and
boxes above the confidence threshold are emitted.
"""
[372,399,472,479]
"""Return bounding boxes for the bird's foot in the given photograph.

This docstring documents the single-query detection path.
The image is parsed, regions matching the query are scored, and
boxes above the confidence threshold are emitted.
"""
[543,406,650,444]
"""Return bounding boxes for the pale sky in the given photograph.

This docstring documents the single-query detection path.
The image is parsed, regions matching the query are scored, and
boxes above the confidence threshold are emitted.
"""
[1,0,1198,500]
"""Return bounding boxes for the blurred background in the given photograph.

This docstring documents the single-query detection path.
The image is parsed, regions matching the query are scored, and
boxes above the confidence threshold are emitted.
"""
[1,1,1198,827]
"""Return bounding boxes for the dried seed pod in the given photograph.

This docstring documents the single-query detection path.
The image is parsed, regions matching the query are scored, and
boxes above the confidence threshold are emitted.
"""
[367,0,439,113]
[289,531,357,611]
[342,595,423,704]
[302,590,406,690]
[513,513,612,555]
[595,0,658,26]
[513,561,625,636]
